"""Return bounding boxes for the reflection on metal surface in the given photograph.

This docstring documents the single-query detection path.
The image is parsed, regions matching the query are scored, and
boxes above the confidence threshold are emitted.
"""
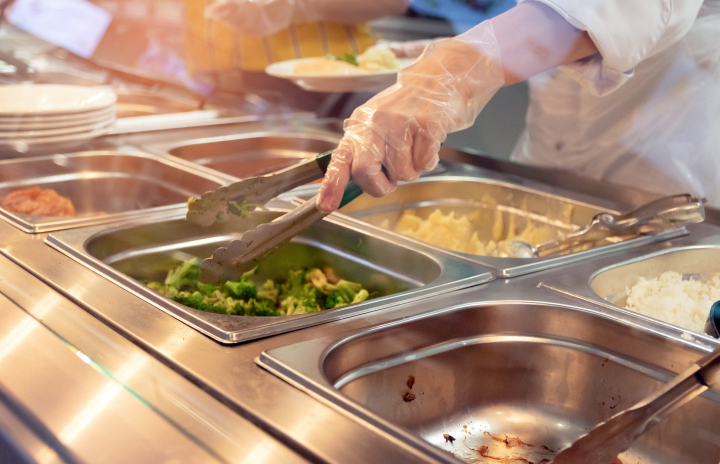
[0,150,233,233]
[0,293,55,362]
[46,208,492,343]
[260,300,720,464]
[0,290,225,464]
[162,132,340,179]
[57,352,148,446]
[0,253,309,464]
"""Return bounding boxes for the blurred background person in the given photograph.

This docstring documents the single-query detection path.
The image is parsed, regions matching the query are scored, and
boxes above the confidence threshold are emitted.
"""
[182,0,407,113]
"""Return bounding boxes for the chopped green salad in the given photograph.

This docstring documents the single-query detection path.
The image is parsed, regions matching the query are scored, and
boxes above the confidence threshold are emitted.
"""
[146,258,370,317]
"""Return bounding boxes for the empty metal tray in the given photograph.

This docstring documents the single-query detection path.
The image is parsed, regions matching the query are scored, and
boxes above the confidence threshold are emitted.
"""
[46,209,492,343]
[0,151,232,233]
[259,299,720,464]
[156,132,340,179]
[290,176,687,277]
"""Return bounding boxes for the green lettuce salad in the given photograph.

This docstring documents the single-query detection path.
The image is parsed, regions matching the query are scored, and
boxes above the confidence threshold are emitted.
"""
[146,258,370,317]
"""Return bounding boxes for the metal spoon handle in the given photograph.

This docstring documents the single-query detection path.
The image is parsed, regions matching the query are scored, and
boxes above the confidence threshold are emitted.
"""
[534,194,705,257]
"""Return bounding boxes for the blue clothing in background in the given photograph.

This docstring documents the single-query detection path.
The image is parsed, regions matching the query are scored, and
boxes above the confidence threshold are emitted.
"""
[409,0,515,33]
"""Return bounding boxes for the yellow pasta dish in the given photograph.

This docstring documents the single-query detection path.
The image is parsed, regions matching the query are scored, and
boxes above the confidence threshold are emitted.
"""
[378,200,571,258]
[293,47,400,75]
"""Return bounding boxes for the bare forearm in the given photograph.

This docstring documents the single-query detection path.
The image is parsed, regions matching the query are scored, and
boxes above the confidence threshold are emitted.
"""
[490,2,598,86]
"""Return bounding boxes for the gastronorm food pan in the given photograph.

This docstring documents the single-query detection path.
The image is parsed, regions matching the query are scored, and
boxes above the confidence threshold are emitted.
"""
[532,220,720,343]
[259,300,720,464]
[46,208,492,343]
[287,176,686,277]
[592,246,720,306]
[587,246,720,336]
[0,150,233,233]
[151,132,340,179]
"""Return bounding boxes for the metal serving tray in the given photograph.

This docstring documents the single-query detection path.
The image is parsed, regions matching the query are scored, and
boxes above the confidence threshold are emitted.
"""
[46,208,492,344]
[150,132,340,179]
[534,225,720,344]
[288,176,687,278]
[592,246,720,307]
[259,299,720,464]
[0,150,233,233]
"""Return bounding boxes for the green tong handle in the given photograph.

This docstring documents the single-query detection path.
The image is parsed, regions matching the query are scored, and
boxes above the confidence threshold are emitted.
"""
[315,149,364,209]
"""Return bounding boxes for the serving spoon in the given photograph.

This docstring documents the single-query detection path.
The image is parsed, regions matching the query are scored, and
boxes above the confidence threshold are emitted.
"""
[510,194,705,258]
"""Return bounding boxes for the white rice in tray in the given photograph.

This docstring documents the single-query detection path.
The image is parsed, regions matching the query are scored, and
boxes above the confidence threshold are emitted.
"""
[625,271,720,333]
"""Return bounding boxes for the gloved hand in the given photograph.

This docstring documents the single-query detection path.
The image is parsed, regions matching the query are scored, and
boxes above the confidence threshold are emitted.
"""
[317,21,504,213]
[205,0,316,36]
[385,39,446,59]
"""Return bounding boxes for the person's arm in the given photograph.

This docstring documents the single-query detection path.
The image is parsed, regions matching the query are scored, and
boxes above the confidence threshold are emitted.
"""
[206,0,407,36]
[492,2,597,85]
[317,2,598,212]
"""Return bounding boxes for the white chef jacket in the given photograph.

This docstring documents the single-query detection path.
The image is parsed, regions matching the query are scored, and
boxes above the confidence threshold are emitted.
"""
[511,0,720,206]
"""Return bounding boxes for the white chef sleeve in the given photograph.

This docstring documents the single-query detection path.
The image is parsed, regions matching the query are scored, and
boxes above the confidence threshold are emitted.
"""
[519,0,705,95]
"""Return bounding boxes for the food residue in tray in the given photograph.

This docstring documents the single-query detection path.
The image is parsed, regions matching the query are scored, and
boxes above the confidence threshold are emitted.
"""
[625,271,720,333]
[1,186,76,217]
[442,425,557,464]
[407,375,415,389]
[146,258,370,317]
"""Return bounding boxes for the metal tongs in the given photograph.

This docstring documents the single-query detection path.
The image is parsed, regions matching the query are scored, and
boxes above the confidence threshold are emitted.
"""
[552,344,720,463]
[187,150,363,284]
[188,150,337,227]
[510,194,705,258]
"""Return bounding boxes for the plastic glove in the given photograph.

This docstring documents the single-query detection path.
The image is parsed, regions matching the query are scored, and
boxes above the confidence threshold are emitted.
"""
[385,39,444,59]
[317,21,504,213]
[205,0,315,36]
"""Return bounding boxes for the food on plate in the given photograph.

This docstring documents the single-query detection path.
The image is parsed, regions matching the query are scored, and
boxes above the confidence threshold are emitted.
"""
[0,186,76,217]
[357,47,400,72]
[293,47,400,75]
[294,58,369,75]
[625,271,720,333]
[380,207,562,258]
[146,258,370,317]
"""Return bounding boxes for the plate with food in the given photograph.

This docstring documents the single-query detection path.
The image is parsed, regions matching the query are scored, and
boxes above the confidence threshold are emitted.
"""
[266,47,415,93]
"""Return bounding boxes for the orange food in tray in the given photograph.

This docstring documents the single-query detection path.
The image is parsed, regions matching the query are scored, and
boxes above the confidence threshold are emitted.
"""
[0,186,76,217]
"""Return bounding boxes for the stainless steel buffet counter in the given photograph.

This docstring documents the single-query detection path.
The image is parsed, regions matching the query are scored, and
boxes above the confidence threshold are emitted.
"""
[2,117,720,463]
[0,253,308,464]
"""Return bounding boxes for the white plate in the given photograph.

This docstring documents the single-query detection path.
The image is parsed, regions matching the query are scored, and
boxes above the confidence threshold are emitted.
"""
[0,124,111,149]
[0,84,117,115]
[0,116,115,139]
[0,107,116,130]
[266,57,415,93]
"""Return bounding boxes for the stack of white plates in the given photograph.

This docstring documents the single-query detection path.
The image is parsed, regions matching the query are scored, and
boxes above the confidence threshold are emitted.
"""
[0,84,117,156]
